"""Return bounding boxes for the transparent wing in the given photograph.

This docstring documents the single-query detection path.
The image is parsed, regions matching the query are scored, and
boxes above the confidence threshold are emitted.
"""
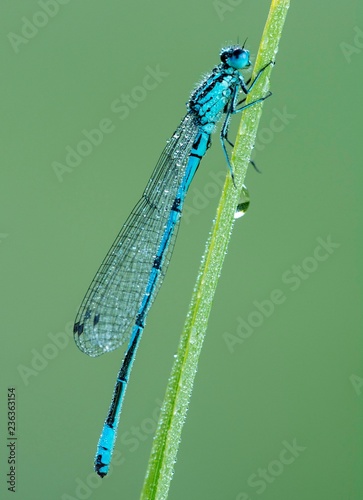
[74,113,199,357]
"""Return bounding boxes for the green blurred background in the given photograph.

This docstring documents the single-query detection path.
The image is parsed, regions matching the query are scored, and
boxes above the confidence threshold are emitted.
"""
[1,0,362,499]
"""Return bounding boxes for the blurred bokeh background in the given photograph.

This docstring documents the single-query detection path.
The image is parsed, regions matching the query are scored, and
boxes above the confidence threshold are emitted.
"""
[1,0,362,498]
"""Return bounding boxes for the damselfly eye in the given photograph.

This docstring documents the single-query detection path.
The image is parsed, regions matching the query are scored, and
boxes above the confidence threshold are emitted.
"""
[233,48,243,57]
[220,46,250,69]
[231,49,250,69]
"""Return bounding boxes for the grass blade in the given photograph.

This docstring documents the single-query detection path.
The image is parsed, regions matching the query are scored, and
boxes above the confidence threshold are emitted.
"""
[141,1,290,498]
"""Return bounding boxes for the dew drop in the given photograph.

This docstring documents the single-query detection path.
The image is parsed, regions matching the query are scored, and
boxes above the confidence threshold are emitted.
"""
[234,184,250,219]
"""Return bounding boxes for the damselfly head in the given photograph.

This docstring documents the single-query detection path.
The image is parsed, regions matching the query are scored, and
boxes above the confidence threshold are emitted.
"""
[220,45,251,70]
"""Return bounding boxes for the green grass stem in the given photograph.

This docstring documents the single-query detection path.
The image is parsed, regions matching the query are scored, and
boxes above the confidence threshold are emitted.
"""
[141,1,290,498]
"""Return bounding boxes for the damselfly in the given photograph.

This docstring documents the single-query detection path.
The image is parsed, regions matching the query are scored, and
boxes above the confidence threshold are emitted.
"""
[74,43,272,477]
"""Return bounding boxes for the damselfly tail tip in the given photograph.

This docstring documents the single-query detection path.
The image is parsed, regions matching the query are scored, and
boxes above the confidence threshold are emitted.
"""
[95,456,108,478]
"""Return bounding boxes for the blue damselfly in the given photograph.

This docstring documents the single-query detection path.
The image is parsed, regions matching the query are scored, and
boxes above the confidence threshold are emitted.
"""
[74,43,272,477]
